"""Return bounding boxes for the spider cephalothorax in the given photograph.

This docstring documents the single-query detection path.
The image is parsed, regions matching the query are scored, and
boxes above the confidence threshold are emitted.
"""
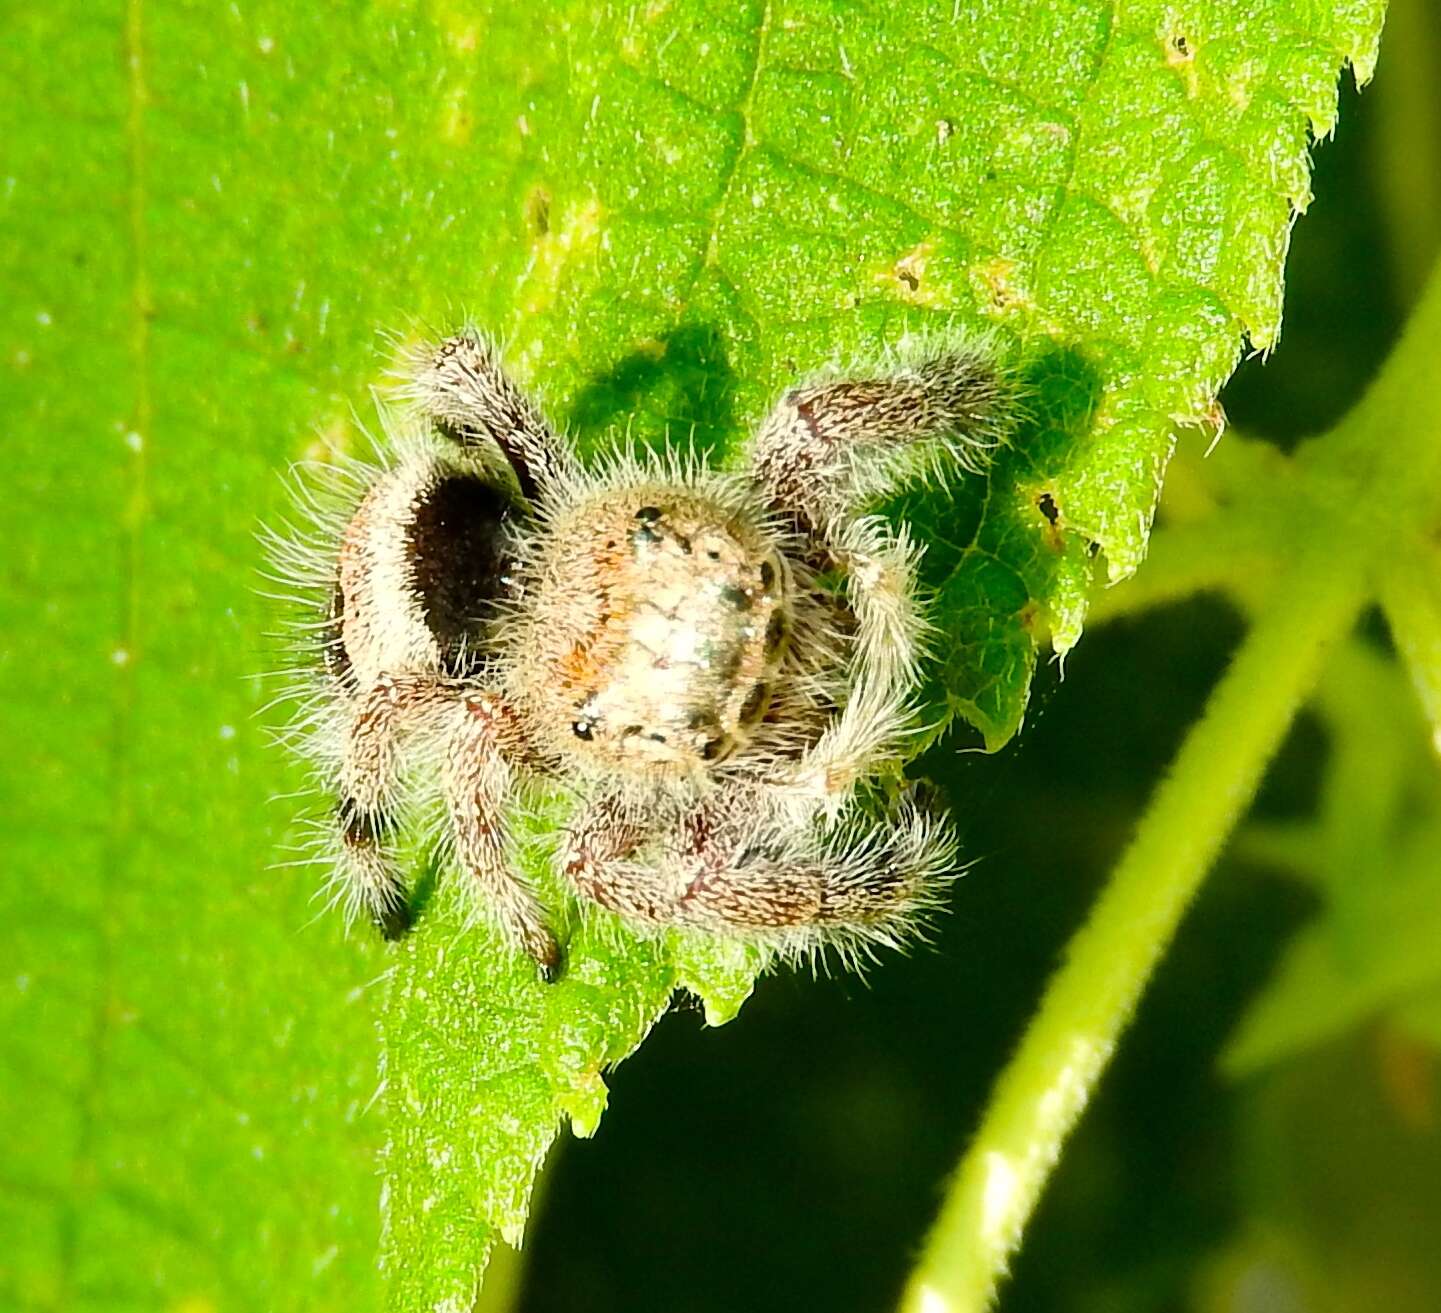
[510,481,797,774]
[266,327,1013,979]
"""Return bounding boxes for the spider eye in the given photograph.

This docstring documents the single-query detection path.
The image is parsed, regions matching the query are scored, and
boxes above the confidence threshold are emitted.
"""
[571,720,595,741]
[631,505,664,548]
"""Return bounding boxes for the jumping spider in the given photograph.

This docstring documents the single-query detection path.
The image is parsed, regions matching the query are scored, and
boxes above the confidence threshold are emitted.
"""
[267,328,1013,979]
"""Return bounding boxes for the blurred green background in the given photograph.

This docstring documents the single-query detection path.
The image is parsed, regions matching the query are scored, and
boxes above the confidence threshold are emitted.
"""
[515,7,1441,1312]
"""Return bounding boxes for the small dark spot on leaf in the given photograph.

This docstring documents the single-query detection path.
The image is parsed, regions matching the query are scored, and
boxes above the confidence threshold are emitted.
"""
[525,185,552,236]
[1164,30,1196,67]
[1037,492,1060,526]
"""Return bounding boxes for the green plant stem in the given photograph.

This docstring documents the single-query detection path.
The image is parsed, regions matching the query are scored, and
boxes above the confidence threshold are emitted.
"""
[899,254,1441,1313]
[1320,255,1441,507]
[897,553,1363,1313]
[1380,546,1441,750]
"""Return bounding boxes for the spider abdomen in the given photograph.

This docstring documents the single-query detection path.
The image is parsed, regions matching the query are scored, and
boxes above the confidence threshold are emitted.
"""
[513,489,789,777]
[336,455,521,684]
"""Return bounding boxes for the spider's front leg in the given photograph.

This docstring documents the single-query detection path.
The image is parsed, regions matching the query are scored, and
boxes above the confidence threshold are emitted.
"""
[748,343,1013,814]
[561,786,956,957]
[442,691,562,980]
[669,788,956,952]
[336,674,454,939]
[560,790,662,922]
[400,327,580,504]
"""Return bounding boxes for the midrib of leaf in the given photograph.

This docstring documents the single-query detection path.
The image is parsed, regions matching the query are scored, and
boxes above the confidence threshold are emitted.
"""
[4,6,399,1307]
[57,0,151,1300]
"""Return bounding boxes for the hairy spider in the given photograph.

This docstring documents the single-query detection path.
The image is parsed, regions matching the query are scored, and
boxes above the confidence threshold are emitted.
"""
[265,327,1013,979]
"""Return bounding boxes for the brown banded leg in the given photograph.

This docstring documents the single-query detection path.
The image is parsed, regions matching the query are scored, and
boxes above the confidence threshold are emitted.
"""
[561,790,660,920]
[443,692,562,980]
[669,791,957,949]
[401,327,580,504]
[337,674,454,938]
[773,517,926,817]
[746,345,1010,539]
[336,800,410,939]
[743,354,1011,813]
[559,785,955,950]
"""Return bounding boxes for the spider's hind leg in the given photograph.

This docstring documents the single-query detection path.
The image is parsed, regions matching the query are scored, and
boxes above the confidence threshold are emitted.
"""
[335,677,560,978]
[332,675,452,938]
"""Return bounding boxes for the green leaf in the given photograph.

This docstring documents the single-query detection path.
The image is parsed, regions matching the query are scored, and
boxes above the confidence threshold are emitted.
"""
[0,1,1380,1309]
[380,831,761,1309]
